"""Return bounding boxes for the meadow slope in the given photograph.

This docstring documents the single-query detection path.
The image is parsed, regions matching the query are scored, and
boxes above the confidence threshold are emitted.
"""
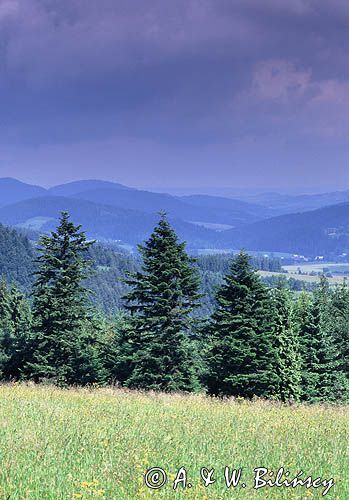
[0,385,347,499]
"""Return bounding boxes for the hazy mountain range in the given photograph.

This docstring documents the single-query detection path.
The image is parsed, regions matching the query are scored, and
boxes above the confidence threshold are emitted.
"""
[0,177,348,257]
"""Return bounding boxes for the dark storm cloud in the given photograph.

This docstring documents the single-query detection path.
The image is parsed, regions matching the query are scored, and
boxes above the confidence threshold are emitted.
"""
[0,0,348,188]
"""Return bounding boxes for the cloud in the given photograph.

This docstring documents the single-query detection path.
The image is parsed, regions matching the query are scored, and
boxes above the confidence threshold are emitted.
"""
[0,0,257,86]
[1,0,349,189]
[0,0,18,20]
[304,79,349,137]
[234,58,349,139]
[236,0,311,15]
[250,59,312,101]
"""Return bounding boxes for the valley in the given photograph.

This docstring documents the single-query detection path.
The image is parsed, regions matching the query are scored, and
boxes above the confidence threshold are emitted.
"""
[0,178,348,261]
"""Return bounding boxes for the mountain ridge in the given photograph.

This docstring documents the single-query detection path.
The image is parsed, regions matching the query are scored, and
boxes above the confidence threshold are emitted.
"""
[223,202,349,257]
[0,195,222,248]
[1,177,349,257]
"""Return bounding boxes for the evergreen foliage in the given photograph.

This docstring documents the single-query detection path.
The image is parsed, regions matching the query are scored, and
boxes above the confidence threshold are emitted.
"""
[25,212,102,385]
[0,279,31,379]
[100,312,135,385]
[0,223,35,290]
[0,212,348,402]
[331,283,349,380]
[205,251,278,398]
[296,279,348,403]
[0,278,14,377]
[271,284,302,402]
[123,213,201,391]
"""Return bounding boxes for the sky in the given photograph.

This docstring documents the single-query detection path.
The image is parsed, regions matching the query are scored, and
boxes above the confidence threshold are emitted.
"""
[0,0,349,192]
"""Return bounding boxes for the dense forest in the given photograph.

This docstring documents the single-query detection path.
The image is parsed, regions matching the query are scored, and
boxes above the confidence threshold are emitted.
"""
[1,222,309,316]
[0,224,35,288]
[0,212,348,402]
[224,202,349,258]
[1,178,349,259]
[86,248,286,315]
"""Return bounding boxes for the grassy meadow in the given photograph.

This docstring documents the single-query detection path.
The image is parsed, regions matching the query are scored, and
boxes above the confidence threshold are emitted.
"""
[282,264,349,275]
[0,385,347,499]
[258,270,346,286]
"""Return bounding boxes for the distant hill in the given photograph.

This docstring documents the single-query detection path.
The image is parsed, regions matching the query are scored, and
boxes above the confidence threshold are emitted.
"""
[0,178,46,208]
[48,179,132,197]
[240,190,349,214]
[0,178,275,231]
[71,188,269,227]
[223,202,349,257]
[0,196,222,248]
[2,178,349,256]
[180,194,276,221]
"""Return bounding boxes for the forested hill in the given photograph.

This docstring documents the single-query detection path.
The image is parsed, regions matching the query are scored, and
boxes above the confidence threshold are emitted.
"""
[1,178,349,258]
[223,202,349,257]
[0,224,35,289]
[0,196,221,248]
[85,247,283,314]
[0,223,282,313]
[0,178,45,208]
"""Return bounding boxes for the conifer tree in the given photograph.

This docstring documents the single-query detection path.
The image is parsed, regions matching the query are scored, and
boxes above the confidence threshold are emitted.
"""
[5,284,32,379]
[123,213,201,392]
[0,278,14,378]
[296,278,348,403]
[25,212,102,385]
[331,282,349,382]
[271,284,302,402]
[205,251,278,398]
[0,280,32,379]
[100,311,135,385]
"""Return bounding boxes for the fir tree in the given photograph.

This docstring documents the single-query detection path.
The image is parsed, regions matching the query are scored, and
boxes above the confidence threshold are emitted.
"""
[25,212,102,385]
[0,280,32,380]
[101,311,135,385]
[331,282,349,382]
[0,278,14,378]
[271,284,302,402]
[5,284,32,379]
[123,213,201,392]
[296,278,348,403]
[205,251,278,398]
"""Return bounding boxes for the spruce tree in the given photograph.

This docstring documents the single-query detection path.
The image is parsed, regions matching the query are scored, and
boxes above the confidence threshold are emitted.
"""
[0,280,32,380]
[331,282,349,383]
[6,284,32,379]
[205,251,278,398]
[296,278,348,403]
[25,211,102,385]
[0,278,14,378]
[123,213,201,392]
[101,311,135,385]
[271,284,302,402]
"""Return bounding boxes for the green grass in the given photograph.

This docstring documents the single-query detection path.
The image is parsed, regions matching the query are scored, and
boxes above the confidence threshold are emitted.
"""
[0,385,347,499]
[283,263,349,274]
[258,270,346,285]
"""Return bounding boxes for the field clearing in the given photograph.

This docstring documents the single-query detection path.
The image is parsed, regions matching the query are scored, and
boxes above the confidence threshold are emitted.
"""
[283,263,349,274]
[0,385,347,499]
[258,270,347,285]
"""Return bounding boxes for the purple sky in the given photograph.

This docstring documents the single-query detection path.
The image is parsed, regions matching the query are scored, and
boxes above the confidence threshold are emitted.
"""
[0,0,349,191]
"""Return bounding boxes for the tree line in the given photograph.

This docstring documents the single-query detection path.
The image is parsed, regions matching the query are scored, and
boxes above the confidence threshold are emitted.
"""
[0,212,348,403]
[0,221,287,315]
